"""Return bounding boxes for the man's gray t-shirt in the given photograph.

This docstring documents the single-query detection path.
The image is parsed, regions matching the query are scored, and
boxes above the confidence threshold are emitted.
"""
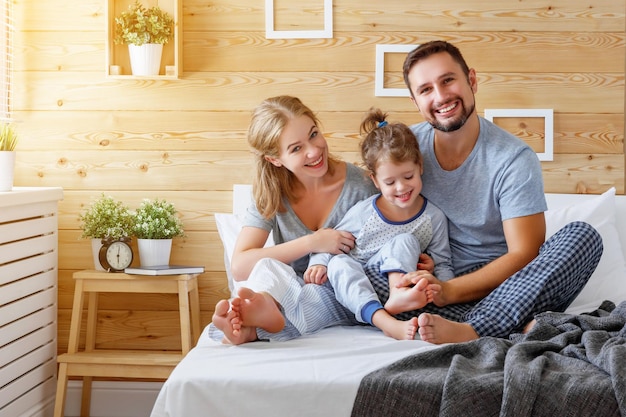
[244,163,377,276]
[411,116,547,275]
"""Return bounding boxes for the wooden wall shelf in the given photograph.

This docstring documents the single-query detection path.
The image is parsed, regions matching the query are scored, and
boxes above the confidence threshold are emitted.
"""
[105,0,182,79]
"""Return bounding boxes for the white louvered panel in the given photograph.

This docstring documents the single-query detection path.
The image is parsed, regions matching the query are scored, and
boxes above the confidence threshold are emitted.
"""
[0,322,55,368]
[0,306,55,349]
[0,215,58,245]
[0,200,58,224]
[0,341,56,388]
[0,359,56,413]
[0,234,57,266]
[0,377,56,417]
[0,187,61,417]
[0,286,55,328]
[0,251,57,286]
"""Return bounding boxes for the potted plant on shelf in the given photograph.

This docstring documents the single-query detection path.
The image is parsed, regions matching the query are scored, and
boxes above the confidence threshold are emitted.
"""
[114,0,174,76]
[0,122,18,192]
[79,194,134,270]
[132,198,184,267]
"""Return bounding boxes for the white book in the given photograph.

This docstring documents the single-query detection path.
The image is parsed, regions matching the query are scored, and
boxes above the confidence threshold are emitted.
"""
[124,265,205,276]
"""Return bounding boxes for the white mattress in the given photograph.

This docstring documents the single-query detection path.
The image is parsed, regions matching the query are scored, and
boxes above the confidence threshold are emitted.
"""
[150,190,626,417]
[150,325,439,417]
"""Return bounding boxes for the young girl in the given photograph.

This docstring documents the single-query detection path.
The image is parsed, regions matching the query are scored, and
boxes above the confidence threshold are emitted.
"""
[305,108,454,330]
[210,96,420,344]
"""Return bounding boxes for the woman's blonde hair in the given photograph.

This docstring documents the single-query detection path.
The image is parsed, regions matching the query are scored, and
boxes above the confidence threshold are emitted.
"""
[247,95,339,218]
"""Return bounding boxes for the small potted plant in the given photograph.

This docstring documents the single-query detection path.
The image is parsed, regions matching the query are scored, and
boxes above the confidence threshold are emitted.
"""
[114,0,174,76]
[0,122,18,191]
[79,194,134,270]
[132,198,184,266]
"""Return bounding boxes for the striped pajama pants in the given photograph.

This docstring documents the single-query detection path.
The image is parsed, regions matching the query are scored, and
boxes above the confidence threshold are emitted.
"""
[209,220,602,342]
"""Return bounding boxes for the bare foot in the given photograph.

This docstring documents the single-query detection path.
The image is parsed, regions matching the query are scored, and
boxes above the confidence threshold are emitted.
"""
[417,313,478,344]
[385,277,432,315]
[522,318,536,333]
[372,310,418,340]
[232,287,286,333]
[211,299,258,345]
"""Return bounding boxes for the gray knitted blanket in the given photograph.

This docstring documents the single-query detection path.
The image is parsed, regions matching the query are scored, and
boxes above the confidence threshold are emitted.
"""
[351,301,626,417]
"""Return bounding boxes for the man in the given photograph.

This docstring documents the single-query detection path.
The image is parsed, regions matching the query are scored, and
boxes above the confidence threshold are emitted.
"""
[386,40,603,343]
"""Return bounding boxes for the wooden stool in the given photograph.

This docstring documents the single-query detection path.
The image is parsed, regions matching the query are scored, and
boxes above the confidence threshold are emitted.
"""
[54,270,201,417]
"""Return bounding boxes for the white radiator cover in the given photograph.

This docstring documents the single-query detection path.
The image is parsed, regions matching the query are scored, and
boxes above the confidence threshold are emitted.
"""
[0,187,63,417]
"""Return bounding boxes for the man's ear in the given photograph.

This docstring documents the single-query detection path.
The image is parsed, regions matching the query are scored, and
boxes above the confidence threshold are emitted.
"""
[264,155,282,167]
[410,96,420,113]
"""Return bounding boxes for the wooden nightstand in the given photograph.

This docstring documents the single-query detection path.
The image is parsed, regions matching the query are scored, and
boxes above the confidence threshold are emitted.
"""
[53,270,201,417]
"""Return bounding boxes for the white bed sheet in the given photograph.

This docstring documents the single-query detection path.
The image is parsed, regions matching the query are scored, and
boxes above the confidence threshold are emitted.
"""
[151,189,626,417]
[151,325,439,417]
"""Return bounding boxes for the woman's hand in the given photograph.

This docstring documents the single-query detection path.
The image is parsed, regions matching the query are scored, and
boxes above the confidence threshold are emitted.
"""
[304,265,328,285]
[309,228,356,255]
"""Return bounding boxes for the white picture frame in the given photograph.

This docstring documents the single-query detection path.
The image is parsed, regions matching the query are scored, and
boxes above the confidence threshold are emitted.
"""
[374,44,418,97]
[484,108,554,161]
[265,0,333,39]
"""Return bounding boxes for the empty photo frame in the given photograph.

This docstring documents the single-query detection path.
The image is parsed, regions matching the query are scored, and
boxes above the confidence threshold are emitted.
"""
[374,44,417,97]
[265,0,333,39]
[484,108,554,161]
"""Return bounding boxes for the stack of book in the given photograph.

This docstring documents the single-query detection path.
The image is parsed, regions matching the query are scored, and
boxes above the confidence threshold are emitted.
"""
[124,265,205,276]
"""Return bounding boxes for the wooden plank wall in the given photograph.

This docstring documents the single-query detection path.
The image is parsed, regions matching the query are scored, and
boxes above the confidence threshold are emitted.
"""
[10,0,625,355]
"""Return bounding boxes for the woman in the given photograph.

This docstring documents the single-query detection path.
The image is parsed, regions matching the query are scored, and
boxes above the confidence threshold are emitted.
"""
[210,96,419,344]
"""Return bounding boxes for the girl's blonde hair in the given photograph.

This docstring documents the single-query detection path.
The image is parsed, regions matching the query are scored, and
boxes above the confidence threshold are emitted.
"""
[247,95,339,218]
[359,107,422,177]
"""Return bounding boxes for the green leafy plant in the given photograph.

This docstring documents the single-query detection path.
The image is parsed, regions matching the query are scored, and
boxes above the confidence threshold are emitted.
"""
[0,122,18,151]
[132,198,184,239]
[79,194,134,239]
[114,1,174,46]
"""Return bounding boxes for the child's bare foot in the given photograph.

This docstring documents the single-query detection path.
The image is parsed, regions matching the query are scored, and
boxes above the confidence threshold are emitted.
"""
[212,299,258,345]
[372,310,418,340]
[385,277,431,315]
[232,287,286,333]
[417,313,478,344]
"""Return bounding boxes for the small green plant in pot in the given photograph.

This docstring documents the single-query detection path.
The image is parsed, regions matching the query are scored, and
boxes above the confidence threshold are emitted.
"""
[132,198,184,267]
[0,122,18,151]
[0,122,18,191]
[79,194,134,270]
[114,1,174,76]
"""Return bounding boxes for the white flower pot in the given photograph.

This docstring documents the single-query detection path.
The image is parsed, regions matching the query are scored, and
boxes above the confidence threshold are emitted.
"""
[128,43,164,76]
[0,151,16,192]
[91,238,106,271]
[138,238,172,267]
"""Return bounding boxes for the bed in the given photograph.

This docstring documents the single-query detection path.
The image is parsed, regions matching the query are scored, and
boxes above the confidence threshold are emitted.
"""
[150,186,626,417]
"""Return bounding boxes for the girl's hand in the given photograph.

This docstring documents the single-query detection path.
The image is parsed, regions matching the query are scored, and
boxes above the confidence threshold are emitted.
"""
[309,228,356,255]
[417,253,435,273]
[304,265,328,285]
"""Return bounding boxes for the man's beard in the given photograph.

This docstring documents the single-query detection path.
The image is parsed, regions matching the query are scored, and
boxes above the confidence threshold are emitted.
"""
[429,102,475,133]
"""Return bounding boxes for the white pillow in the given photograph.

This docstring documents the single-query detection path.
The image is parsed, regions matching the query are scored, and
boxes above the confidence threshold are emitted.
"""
[216,188,626,312]
[545,187,626,314]
[214,212,274,295]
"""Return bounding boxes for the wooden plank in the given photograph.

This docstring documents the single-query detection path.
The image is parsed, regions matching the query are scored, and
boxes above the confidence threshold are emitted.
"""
[14,150,255,191]
[16,30,625,73]
[184,31,625,73]
[59,189,231,231]
[182,0,626,32]
[13,111,623,155]
[13,71,623,114]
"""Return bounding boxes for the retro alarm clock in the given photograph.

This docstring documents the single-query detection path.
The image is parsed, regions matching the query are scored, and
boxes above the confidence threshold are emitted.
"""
[98,237,133,272]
